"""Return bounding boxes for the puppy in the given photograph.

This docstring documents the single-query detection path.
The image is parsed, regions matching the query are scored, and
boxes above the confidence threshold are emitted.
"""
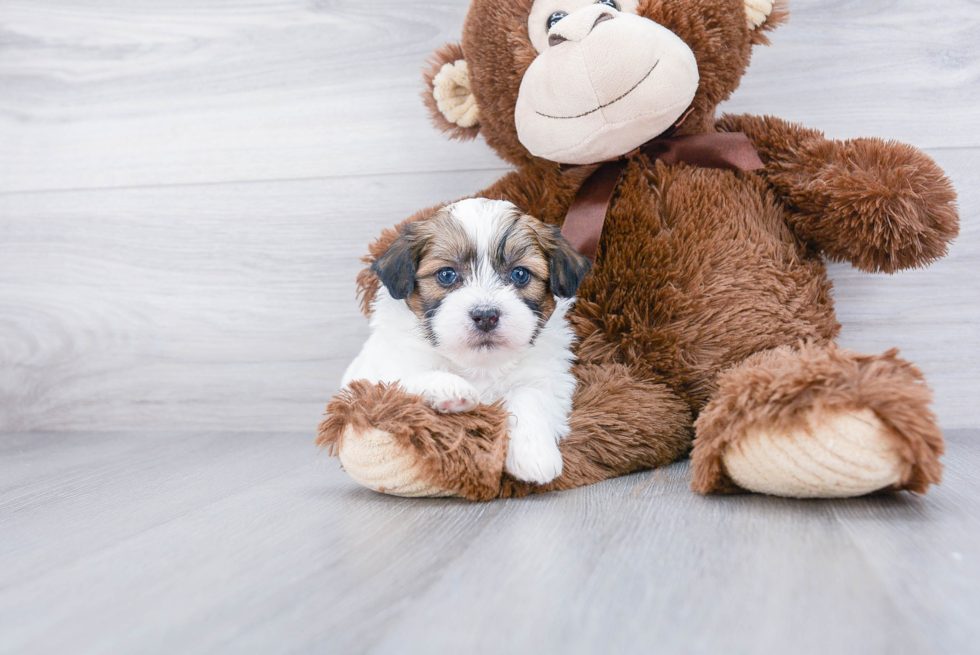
[341,199,592,484]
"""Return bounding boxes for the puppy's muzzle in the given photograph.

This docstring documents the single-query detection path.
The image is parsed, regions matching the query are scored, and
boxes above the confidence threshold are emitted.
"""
[470,307,501,333]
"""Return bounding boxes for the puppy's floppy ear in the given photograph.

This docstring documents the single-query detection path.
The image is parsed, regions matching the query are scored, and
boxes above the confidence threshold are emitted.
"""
[547,228,592,299]
[371,224,421,301]
[422,42,481,141]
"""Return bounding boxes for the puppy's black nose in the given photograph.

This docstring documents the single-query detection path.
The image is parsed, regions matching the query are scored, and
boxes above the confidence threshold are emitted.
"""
[470,308,500,332]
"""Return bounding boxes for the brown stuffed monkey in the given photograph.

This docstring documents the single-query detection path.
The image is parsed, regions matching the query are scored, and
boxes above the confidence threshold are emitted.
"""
[318,0,959,501]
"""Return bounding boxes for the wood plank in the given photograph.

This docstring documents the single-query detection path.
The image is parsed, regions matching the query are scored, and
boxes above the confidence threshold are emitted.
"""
[0,431,311,590]
[720,0,980,147]
[0,0,978,193]
[368,477,930,655]
[0,168,507,432]
[0,431,503,654]
[1,146,975,432]
[831,434,980,655]
[0,429,976,653]
[0,0,493,194]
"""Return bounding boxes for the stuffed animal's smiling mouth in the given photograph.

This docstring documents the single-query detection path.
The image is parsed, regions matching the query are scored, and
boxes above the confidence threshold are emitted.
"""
[535,61,660,120]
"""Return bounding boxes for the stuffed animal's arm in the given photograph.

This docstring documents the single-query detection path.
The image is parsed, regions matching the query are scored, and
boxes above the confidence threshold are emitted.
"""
[717,113,959,273]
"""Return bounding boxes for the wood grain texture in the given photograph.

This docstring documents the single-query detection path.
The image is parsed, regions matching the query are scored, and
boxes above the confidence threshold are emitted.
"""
[0,429,977,654]
[0,169,507,432]
[0,148,975,432]
[0,0,977,193]
[0,0,978,432]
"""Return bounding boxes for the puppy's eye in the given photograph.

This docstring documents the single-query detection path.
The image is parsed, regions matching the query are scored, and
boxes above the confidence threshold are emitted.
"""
[436,268,458,287]
[510,267,531,287]
[547,12,567,31]
[597,0,617,8]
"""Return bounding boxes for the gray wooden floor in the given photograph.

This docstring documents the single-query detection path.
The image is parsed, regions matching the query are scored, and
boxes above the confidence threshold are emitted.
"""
[1,0,979,653]
[1,429,978,654]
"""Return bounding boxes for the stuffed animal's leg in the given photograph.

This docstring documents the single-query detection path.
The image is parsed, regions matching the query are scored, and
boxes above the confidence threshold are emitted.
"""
[718,113,959,273]
[319,364,693,501]
[690,342,944,498]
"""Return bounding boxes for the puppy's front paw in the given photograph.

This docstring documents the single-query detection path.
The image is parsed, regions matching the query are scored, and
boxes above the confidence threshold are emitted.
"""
[421,375,480,414]
[505,424,563,485]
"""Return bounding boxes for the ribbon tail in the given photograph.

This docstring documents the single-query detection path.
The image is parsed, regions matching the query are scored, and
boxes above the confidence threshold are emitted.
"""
[561,132,764,261]
[561,160,628,262]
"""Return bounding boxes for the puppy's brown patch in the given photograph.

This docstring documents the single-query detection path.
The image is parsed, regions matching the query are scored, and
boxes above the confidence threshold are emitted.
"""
[374,203,591,345]
[493,215,559,324]
[404,210,473,324]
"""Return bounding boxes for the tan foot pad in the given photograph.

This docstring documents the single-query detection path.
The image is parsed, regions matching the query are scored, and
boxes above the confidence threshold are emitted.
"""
[720,409,907,498]
[338,426,460,498]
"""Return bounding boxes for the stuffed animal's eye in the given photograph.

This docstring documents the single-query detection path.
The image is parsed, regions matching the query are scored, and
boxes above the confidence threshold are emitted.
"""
[547,12,567,31]
[510,267,531,287]
[437,268,458,286]
[597,0,618,8]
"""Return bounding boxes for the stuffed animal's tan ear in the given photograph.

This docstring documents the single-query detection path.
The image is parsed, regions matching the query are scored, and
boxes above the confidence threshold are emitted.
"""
[745,0,789,46]
[422,43,481,140]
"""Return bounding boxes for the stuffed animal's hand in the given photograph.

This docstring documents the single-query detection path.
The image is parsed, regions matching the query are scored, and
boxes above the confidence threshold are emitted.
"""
[718,113,959,273]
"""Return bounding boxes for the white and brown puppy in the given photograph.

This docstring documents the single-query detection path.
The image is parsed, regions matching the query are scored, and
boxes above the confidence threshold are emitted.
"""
[341,198,591,484]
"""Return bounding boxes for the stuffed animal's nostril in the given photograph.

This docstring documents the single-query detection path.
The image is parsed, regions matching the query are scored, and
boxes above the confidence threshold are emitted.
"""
[470,308,501,332]
[550,10,613,46]
[593,13,614,30]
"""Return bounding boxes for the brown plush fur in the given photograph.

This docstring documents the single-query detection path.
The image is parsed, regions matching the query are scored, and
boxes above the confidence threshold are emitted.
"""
[748,1,789,46]
[327,0,960,499]
[718,114,960,273]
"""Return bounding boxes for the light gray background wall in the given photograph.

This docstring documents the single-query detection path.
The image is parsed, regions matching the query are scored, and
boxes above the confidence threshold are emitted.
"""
[1,0,977,433]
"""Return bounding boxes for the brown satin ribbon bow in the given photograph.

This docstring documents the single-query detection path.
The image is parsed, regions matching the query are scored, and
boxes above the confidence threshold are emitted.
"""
[561,132,765,262]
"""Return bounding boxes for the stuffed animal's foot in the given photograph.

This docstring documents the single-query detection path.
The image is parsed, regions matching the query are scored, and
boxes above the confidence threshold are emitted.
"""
[335,425,460,498]
[691,343,945,498]
[719,408,906,498]
[318,380,510,501]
